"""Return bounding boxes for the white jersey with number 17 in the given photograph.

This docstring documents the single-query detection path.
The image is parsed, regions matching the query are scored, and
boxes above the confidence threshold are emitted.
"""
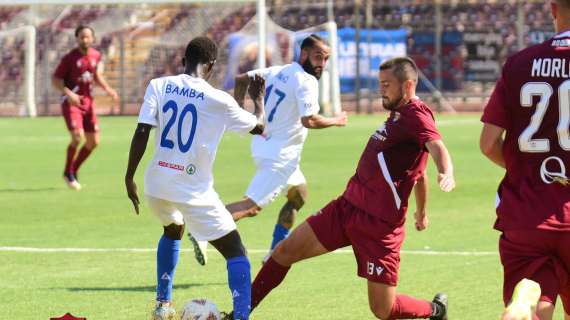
[247,62,320,164]
[138,74,257,205]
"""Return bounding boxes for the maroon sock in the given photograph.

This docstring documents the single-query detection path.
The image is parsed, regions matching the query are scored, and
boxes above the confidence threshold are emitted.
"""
[251,257,290,311]
[72,146,93,174]
[387,294,433,319]
[64,145,78,174]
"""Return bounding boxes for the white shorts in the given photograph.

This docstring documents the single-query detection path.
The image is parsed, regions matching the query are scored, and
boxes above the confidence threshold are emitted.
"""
[245,158,306,208]
[145,195,236,242]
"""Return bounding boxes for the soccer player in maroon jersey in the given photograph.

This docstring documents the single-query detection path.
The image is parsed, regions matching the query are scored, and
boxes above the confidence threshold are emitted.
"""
[52,25,118,190]
[480,1,570,320]
[242,57,455,320]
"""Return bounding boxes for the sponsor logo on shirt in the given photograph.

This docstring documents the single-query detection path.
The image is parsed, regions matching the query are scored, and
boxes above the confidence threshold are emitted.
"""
[186,164,196,175]
[540,156,569,186]
[79,71,93,84]
[372,123,388,141]
[158,161,184,171]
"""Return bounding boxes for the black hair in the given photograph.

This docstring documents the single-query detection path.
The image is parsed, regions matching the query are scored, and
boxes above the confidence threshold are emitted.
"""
[379,57,419,84]
[300,34,327,51]
[184,36,218,66]
[75,25,95,38]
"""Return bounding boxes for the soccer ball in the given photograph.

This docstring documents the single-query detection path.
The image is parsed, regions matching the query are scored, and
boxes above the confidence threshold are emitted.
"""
[180,298,221,320]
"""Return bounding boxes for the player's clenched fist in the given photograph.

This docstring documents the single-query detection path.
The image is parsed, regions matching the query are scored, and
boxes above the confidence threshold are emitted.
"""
[334,111,348,127]
[437,173,455,192]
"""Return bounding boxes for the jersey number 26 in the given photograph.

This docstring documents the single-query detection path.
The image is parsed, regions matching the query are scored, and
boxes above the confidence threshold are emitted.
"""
[519,80,570,152]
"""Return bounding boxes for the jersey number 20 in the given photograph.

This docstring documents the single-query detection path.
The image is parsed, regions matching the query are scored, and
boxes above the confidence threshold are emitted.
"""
[160,100,197,153]
[519,80,570,152]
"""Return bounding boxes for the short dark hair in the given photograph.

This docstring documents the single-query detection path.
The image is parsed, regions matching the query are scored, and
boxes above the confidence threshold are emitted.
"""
[75,25,94,37]
[185,36,218,65]
[301,34,327,51]
[380,57,419,84]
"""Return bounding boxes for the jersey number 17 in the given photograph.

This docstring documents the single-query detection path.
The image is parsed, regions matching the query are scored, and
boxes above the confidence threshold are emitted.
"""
[265,84,286,123]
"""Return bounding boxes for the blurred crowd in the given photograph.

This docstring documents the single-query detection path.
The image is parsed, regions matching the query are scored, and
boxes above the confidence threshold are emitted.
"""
[0,1,555,107]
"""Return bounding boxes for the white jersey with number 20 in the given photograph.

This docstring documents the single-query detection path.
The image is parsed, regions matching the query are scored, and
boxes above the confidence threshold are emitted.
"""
[138,74,257,205]
[247,62,320,165]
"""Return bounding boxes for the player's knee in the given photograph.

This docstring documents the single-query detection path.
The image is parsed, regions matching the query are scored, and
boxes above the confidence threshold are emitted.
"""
[163,224,184,240]
[287,186,307,210]
[86,139,99,150]
[70,134,82,147]
[369,302,392,320]
[272,237,299,264]
[211,230,247,259]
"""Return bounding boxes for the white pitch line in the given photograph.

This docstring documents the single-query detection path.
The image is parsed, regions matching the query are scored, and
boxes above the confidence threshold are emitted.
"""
[0,246,497,256]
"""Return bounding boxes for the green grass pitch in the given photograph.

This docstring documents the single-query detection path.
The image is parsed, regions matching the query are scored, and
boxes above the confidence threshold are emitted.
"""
[0,114,565,319]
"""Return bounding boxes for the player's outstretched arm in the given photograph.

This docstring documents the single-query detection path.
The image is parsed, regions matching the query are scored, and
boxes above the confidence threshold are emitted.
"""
[125,123,152,214]
[480,123,506,168]
[300,111,348,129]
[95,67,119,101]
[234,73,251,108]
[425,139,455,192]
[248,75,266,135]
[413,172,429,231]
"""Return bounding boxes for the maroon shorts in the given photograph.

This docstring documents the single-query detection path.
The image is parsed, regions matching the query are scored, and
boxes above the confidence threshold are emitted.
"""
[61,98,98,132]
[306,196,405,286]
[499,229,570,313]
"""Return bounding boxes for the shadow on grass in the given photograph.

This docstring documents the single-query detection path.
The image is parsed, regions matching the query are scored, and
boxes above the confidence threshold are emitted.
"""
[52,282,225,293]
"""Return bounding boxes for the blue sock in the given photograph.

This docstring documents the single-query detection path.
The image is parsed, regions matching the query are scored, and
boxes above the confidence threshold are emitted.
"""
[156,235,180,302]
[270,224,289,250]
[227,256,251,320]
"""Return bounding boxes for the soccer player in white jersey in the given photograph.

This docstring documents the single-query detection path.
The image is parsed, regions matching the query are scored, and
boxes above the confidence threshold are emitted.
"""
[223,34,347,259]
[125,37,265,320]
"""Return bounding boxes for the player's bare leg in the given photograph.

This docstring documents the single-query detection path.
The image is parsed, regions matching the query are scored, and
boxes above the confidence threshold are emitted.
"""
[72,131,99,178]
[278,184,307,229]
[249,221,329,312]
[368,282,448,319]
[263,184,308,262]
[63,129,83,190]
[227,197,261,221]
[272,220,328,265]
[368,282,397,319]
[535,301,554,320]
[565,311,570,320]
[84,131,100,150]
